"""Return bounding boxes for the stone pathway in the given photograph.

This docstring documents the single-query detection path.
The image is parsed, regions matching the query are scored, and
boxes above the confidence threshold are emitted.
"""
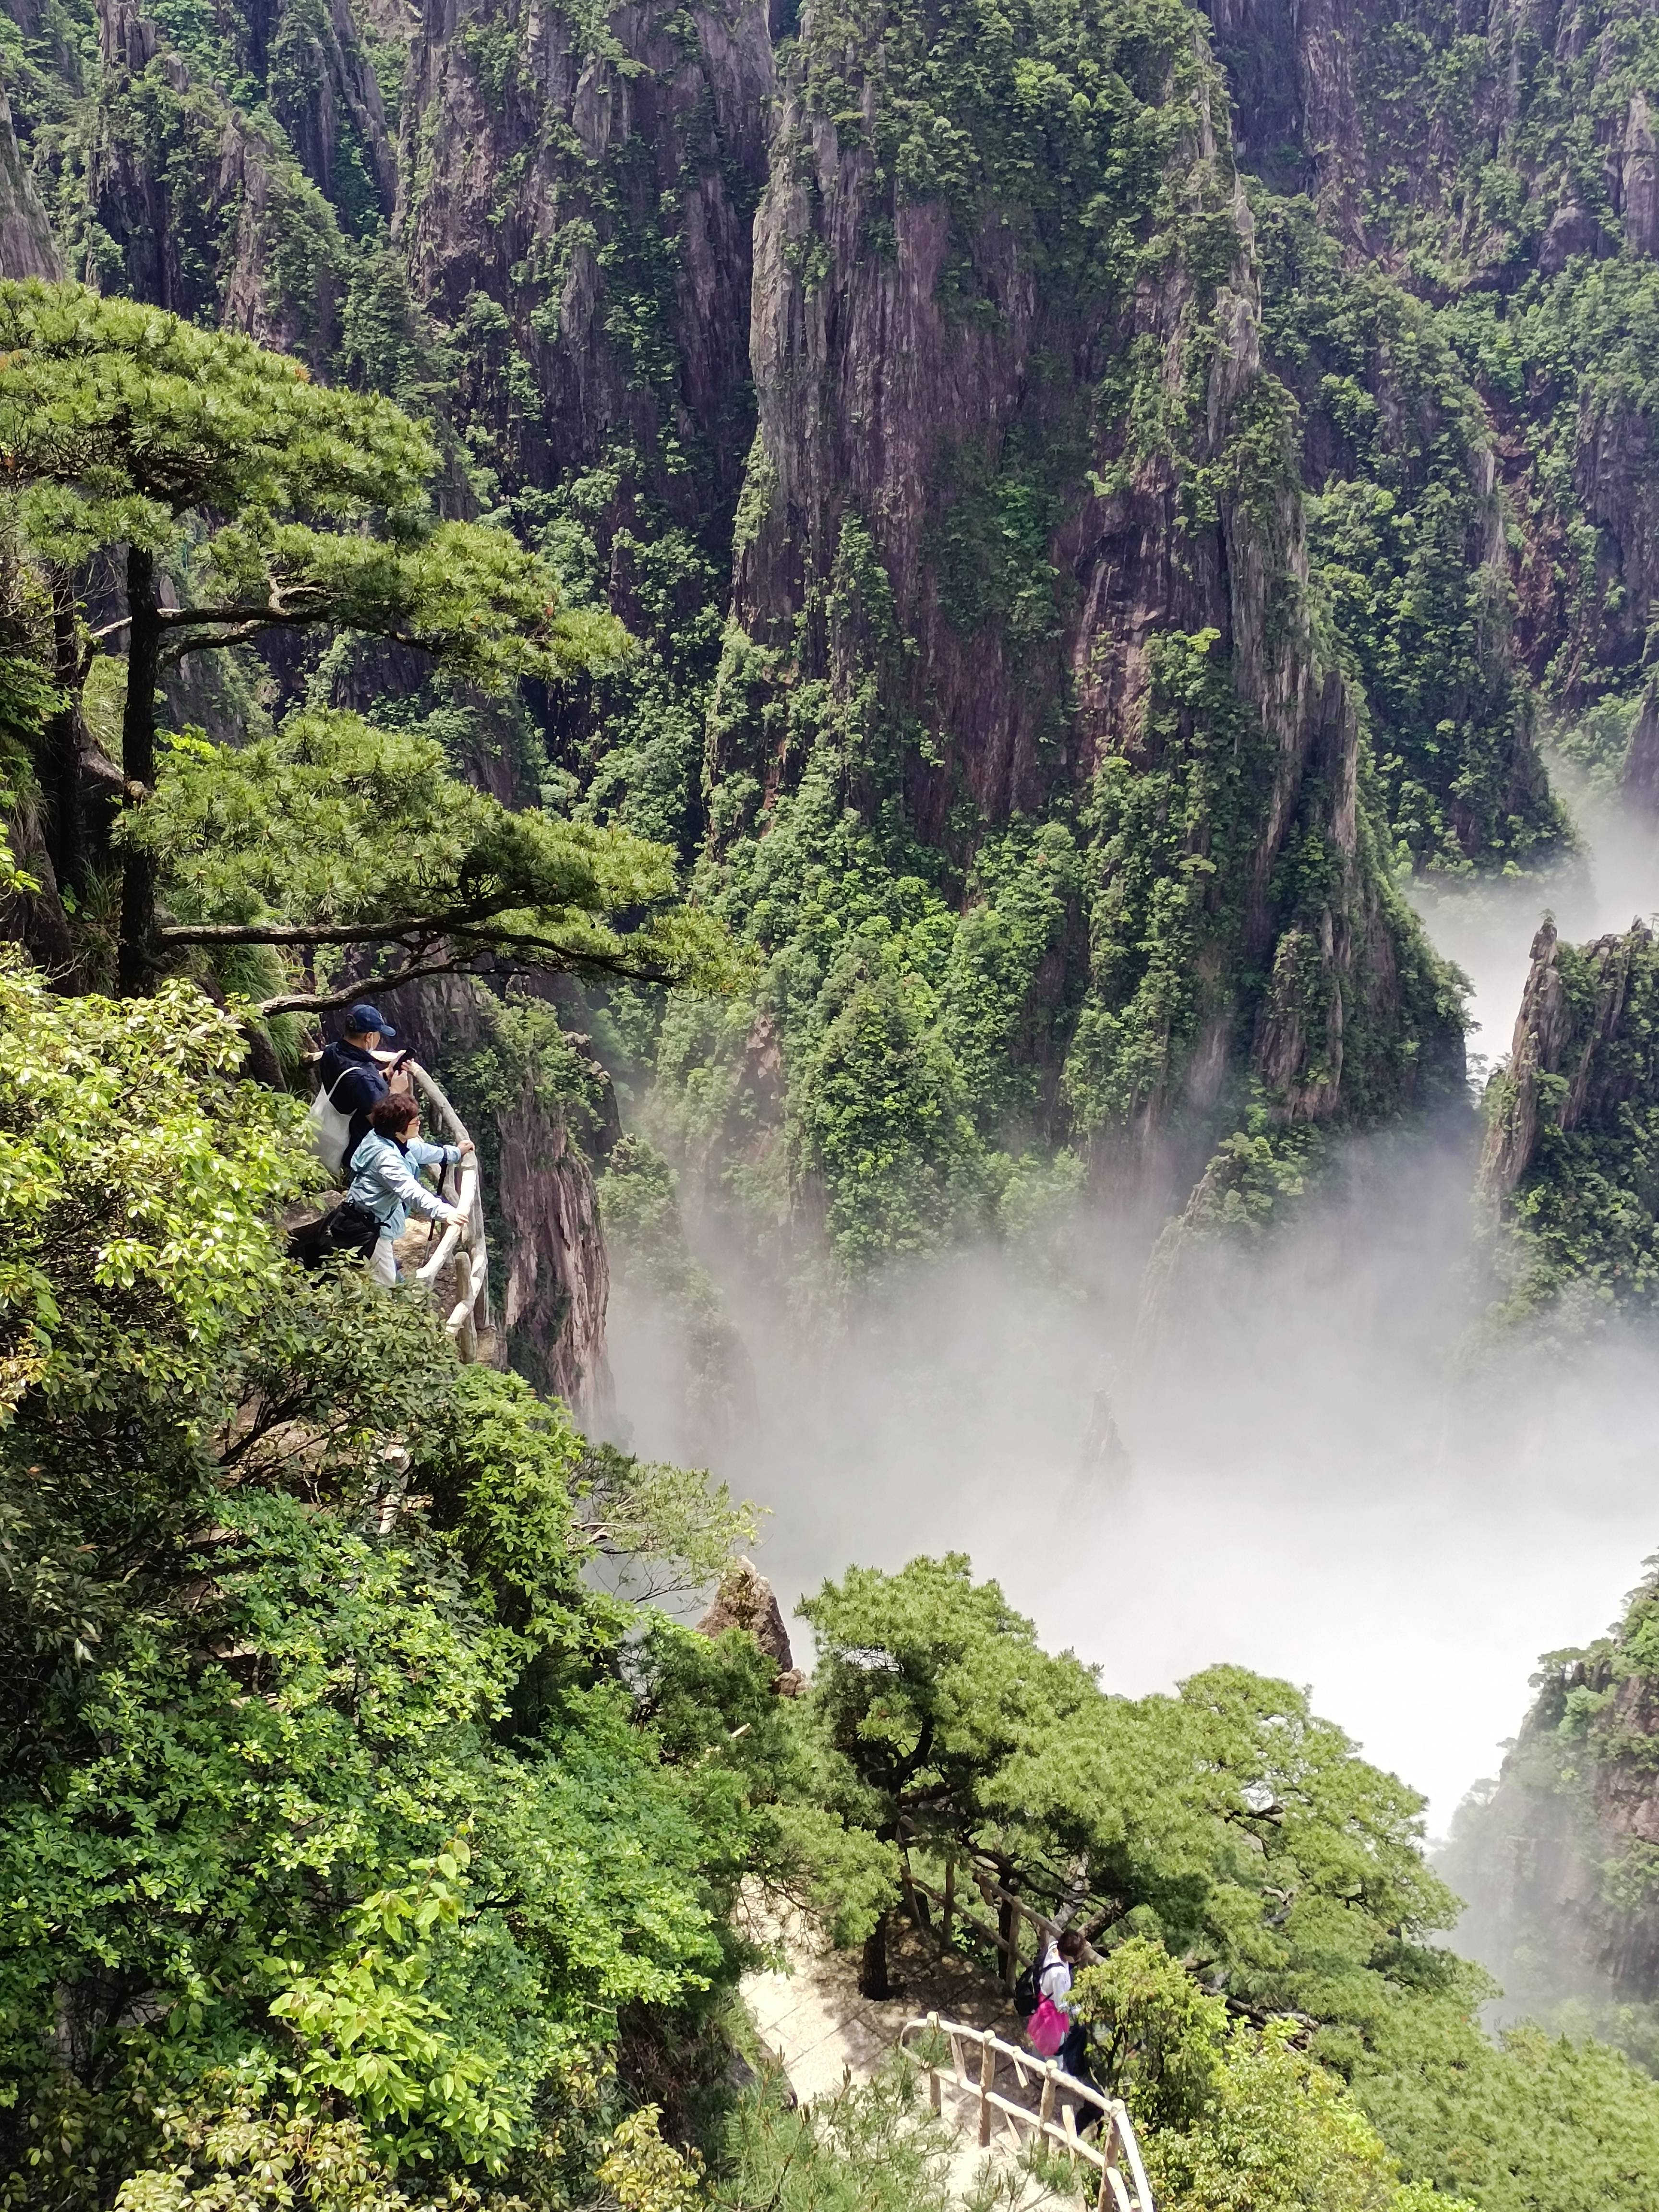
[740,1910,1099,2207]
[740,1910,1019,2106]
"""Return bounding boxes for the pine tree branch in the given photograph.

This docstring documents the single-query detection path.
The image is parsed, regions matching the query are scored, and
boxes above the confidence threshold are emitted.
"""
[256,955,473,1019]
[158,905,501,946]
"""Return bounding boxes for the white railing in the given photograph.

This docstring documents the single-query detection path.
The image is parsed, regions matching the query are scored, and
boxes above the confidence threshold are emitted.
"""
[402,1058,491,1363]
[899,2016,1154,2212]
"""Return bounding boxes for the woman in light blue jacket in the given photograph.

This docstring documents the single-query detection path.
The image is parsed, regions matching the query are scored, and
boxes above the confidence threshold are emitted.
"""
[346,1092,472,1286]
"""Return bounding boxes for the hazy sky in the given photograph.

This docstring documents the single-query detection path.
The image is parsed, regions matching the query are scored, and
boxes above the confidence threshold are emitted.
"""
[607,763,1659,1833]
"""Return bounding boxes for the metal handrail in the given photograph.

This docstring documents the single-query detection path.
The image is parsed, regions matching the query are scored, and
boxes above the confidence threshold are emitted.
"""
[401,1058,489,1363]
[306,1047,492,1361]
[899,2015,1154,2212]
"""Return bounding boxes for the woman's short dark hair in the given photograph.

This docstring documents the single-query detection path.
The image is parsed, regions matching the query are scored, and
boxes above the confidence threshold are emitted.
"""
[1057,1929,1085,1961]
[369,1093,421,1137]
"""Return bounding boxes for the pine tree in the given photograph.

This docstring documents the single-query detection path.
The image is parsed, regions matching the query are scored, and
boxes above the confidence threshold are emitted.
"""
[0,281,626,994]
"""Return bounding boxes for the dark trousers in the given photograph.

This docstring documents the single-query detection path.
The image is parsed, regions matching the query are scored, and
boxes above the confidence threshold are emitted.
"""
[1059,2018,1096,2095]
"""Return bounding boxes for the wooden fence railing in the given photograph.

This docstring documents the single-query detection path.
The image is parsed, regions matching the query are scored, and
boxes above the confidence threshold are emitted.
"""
[899,2016,1154,2212]
[898,1829,1102,1992]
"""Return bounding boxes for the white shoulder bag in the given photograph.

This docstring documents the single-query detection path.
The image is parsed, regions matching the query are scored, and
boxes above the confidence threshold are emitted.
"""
[306,1066,358,1181]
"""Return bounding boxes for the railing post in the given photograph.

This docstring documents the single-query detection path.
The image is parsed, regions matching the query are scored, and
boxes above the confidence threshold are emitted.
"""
[1004,1899,1022,1990]
[1039,2059,1057,2131]
[469,1178,491,1332]
[926,2012,941,2113]
[978,2032,994,2147]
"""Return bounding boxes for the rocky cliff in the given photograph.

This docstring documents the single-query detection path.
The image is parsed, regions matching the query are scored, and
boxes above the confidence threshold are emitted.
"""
[42,0,1659,1277]
[1444,1573,1659,2051]
[1478,915,1659,1325]
[377,971,616,1419]
[399,0,771,525]
[0,0,1479,1289]
[668,0,1466,1262]
[1205,0,1659,721]
[0,72,56,276]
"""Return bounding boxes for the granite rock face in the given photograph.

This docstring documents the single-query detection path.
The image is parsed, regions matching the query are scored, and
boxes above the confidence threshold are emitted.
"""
[1447,1596,1659,2022]
[714,30,1461,1186]
[375,973,614,1421]
[1199,0,1659,703]
[697,1558,803,1692]
[0,75,57,277]
[397,0,774,527]
[2,0,1475,1268]
[1478,917,1652,1214]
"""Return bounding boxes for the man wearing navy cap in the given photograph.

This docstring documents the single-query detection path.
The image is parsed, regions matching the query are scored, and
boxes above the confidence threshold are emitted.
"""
[317,1003,404,1171]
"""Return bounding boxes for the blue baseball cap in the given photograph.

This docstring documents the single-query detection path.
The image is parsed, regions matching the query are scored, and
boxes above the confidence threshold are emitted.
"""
[343,1002,396,1037]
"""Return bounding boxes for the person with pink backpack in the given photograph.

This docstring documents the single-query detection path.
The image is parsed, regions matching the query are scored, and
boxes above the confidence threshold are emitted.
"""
[1025,1926,1096,2094]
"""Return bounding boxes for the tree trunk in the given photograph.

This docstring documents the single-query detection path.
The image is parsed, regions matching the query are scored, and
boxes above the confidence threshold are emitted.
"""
[858,1911,890,2001]
[41,567,86,900]
[117,544,160,997]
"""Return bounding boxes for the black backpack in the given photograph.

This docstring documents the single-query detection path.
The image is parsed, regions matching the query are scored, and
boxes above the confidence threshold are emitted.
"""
[287,1199,379,1269]
[1013,1955,1047,2021]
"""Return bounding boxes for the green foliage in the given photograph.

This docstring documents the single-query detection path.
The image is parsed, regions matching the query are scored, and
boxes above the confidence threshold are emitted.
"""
[1071,1938,1231,2132]
[1484,924,1659,1327]
[1179,1118,1327,1239]
[541,456,734,855]
[1061,629,1258,1132]
[1057,1942,1477,2212]
[0,278,650,992]
[787,0,1206,294]
[1148,2019,1436,2212]
[654,0,1461,1272]
[0,971,776,2207]
[0,279,613,687]
[1252,193,1564,873]
[720,2065,956,2212]
[1440,1562,1659,2077]
[929,431,1072,657]
[659,728,1095,1270]
[1351,2003,1659,2212]
[112,2099,482,2212]
[134,708,738,1010]
[794,1558,1461,2033]
[0,950,305,1416]
[0,279,421,556]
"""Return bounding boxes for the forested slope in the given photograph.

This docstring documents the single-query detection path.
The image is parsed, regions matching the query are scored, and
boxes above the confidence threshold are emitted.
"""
[1443,1561,1659,2071]
[7,967,1659,2211]
[13,0,1659,2199]
[13,0,1659,1282]
[0,0,1487,1282]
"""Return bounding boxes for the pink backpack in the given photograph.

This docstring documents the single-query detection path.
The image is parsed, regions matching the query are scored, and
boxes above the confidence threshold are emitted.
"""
[1028,1994,1068,2058]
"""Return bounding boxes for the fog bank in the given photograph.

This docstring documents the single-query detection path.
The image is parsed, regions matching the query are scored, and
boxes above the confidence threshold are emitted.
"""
[1411,753,1659,1076]
[607,771,1659,1832]
[607,1118,1659,1828]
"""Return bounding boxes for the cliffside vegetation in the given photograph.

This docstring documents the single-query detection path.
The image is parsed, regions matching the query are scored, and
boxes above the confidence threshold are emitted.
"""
[1475,917,1659,1329]
[13,0,1659,1286]
[4,989,1659,2208]
[1441,1558,1659,2081]
[1,0,1487,1290]
[11,0,1659,2200]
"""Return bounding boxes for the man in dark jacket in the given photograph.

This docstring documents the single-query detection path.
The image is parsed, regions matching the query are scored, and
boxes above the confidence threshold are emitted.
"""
[316,1003,402,1168]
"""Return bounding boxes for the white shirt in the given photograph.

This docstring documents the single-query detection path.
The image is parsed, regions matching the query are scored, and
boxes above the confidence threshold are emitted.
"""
[1039,1945,1072,2014]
